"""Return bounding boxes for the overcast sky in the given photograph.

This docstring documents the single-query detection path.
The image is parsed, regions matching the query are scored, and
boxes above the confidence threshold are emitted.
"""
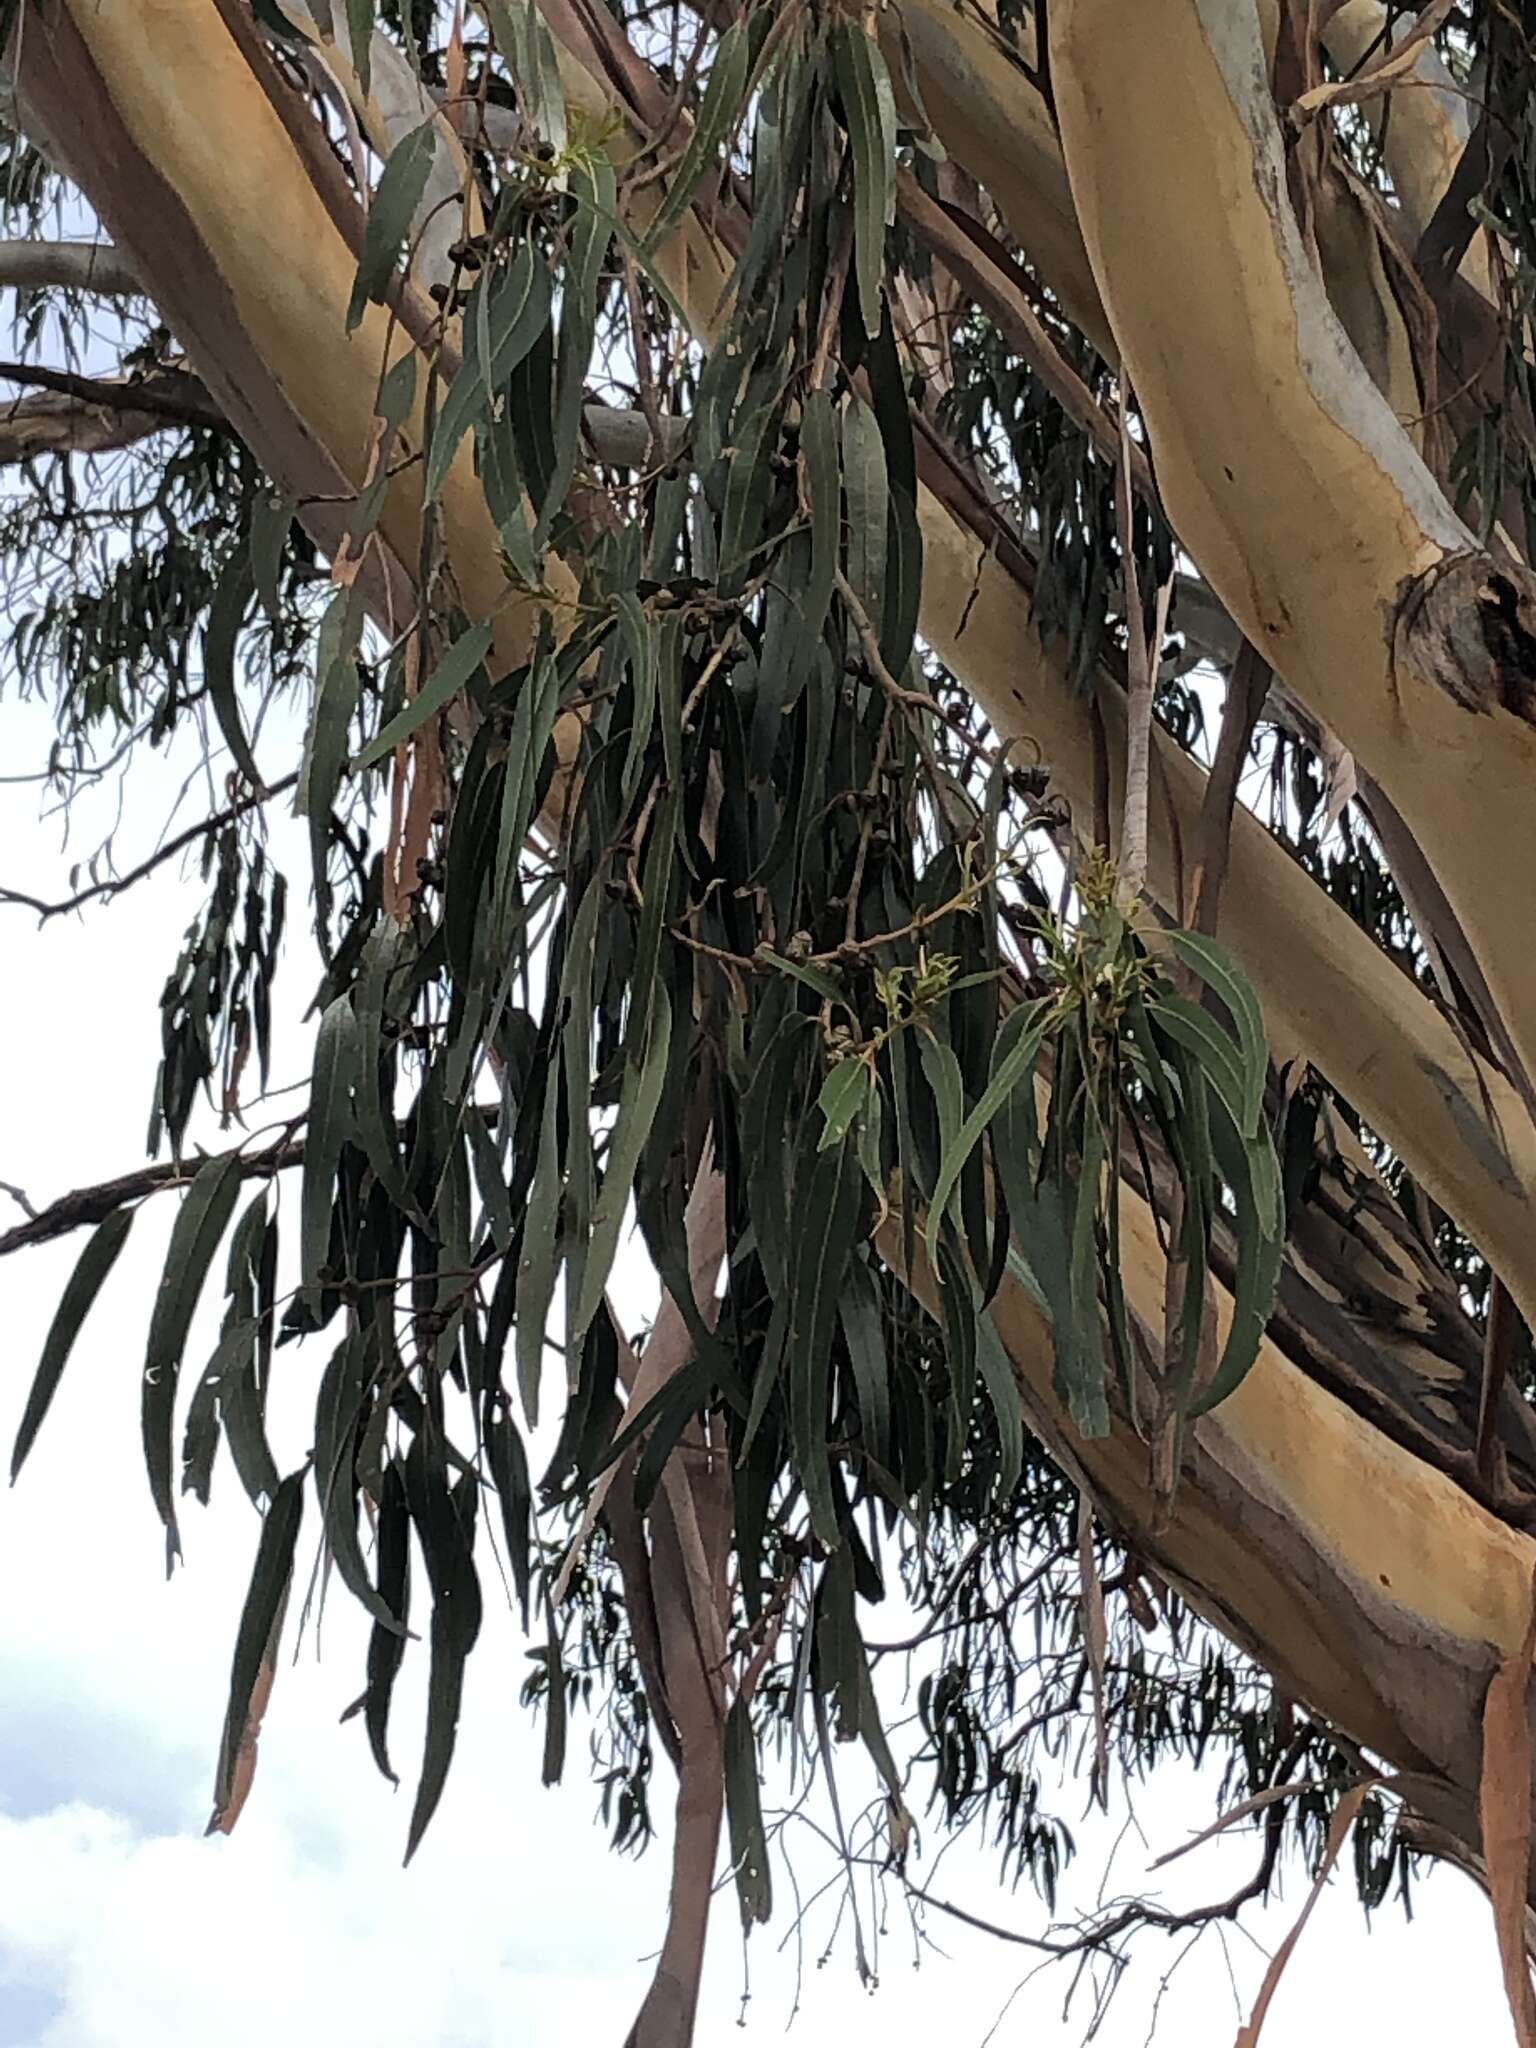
[0,682,1519,2047]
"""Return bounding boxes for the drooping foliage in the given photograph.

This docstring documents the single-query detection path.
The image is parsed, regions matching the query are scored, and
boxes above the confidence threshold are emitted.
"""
[5,0,1535,2026]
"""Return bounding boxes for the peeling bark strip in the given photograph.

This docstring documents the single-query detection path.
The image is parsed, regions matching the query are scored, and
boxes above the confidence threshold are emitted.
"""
[1481,1572,1536,2046]
[1047,0,1536,1092]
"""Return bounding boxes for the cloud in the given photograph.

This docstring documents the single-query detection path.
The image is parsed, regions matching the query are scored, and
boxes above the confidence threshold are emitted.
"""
[0,1799,649,2048]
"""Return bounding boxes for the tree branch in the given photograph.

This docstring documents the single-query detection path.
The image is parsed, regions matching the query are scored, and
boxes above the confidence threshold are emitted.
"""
[0,771,299,923]
[0,237,142,295]
[0,1129,306,1259]
[0,360,225,432]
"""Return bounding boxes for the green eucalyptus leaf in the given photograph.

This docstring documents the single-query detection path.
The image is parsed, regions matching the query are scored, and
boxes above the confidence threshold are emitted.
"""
[724,1697,772,1927]
[12,1207,133,1484]
[817,1057,871,1151]
[363,1456,412,1785]
[143,1154,243,1559]
[212,1467,303,1821]
[203,552,262,790]
[353,621,494,772]
[643,21,751,251]
[347,120,438,329]
[833,23,897,340]
[301,996,357,1300]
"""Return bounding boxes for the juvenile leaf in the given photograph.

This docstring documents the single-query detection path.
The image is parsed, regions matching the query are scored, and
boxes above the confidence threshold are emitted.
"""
[353,621,494,772]
[1150,991,1255,1141]
[816,1057,870,1152]
[347,121,437,329]
[926,1000,1048,1273]
[12,1207,133,1483]
[1164,930,1268,1132]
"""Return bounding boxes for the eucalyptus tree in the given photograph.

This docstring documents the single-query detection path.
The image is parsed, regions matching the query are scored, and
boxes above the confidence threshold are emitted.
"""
[3,0,1536,2041]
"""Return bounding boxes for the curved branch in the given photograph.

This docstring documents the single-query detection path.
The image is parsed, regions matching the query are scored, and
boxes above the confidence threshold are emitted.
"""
[0,236,142,294]
[0,771,298,923]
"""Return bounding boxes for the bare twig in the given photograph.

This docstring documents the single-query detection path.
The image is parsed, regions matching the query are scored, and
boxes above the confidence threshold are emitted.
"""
[0,772,299,922]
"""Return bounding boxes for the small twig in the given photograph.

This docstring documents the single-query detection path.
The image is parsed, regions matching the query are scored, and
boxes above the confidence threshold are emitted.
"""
[0,772,298,921]
[0,1127,307,1258]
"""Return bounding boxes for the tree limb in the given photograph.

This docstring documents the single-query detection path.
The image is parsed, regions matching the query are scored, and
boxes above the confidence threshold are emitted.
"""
[0,236,141,294]
[0,771,299,923]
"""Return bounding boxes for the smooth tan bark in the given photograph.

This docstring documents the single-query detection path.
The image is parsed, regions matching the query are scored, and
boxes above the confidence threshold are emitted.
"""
[885,1165,1536,1864]
[882,0,1115,358]
[916,491,1536,1328]
[1048,0,1536,1094]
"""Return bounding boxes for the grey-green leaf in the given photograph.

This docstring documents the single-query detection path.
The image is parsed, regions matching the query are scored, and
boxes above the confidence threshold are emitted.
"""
[12,1207,134,1483]
[203,552,262,789]
[724,1696,772,1927]
[212,1468,303,1821]
[352,621,493,772]
[301,996,357,1299]
[347,121,438,330]
[143,1155,243,1558]
[643,20,751,251]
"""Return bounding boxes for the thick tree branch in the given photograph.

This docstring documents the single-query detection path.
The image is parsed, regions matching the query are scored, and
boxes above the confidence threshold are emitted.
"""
[0,236,141,294]
[0,359,224,432]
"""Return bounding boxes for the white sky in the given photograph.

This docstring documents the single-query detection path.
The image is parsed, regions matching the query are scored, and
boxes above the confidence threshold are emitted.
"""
[0,682,1521,2048]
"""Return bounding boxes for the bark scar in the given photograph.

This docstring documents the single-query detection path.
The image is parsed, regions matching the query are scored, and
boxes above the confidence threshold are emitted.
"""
[1392,550,1536,724]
